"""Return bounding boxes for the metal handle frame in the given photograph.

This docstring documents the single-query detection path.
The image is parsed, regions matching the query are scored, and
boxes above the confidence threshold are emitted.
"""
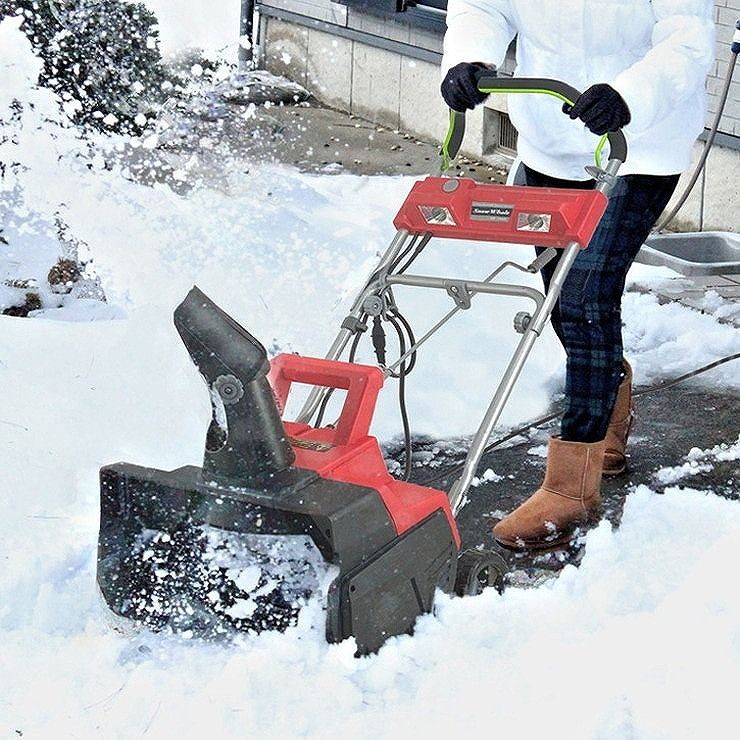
[294,233,545,425]
[296,78,627,514]
[295,160,622,512]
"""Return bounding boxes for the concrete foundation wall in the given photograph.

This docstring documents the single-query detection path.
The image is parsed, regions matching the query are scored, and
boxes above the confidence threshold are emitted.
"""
[261,18,484,151]
[261,14,740,232]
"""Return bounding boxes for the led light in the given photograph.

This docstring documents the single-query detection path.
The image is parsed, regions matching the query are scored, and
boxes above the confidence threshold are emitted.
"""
[517,213,552,232]
[419,205,456,226]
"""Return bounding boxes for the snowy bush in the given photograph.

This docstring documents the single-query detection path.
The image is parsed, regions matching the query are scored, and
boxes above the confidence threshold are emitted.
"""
[0,17,100,313]
[0,0,166,134]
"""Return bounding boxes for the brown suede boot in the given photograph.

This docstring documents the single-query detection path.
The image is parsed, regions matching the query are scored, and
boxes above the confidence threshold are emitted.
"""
[603,360,635,477]
[492,437,605,550]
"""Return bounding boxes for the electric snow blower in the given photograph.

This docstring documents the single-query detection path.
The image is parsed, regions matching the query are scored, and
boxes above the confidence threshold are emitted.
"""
[97,78,628,654]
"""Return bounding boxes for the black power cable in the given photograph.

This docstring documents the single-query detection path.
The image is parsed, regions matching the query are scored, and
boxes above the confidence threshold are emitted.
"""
[387,314,413,481]
[315,311,415,481]
[389,307,418,375]
[377,236,432,476]
[348,237,430,477]
[420,351,740,488]
[396,233,433,275]
[388,235,420,273]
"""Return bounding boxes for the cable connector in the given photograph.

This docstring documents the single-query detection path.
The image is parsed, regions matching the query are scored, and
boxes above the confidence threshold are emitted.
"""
[341,315,368,334]
[371,316,387,366]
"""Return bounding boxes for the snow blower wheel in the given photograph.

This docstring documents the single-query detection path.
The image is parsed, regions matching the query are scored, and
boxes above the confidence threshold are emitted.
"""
[454,549,508,597]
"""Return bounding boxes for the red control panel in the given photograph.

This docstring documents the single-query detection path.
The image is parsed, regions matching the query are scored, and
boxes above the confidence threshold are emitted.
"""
[393,177,608,249]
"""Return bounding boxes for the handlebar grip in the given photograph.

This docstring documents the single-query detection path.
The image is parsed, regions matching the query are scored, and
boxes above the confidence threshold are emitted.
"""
[269,354,384,446]
[476,76,628,164]
[477,75,581,103]
[442,110,466,165]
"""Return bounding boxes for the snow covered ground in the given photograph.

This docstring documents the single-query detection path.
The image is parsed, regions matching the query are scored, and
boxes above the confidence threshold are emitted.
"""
[2,17,739,740]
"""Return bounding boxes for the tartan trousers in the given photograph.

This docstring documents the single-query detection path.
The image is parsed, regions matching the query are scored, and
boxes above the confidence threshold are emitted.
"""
[522,164,680,443]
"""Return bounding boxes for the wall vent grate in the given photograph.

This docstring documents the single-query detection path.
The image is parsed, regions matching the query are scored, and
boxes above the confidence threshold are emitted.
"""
[498,111,518,153]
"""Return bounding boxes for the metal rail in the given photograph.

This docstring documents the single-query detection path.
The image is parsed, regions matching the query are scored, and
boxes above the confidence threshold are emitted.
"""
[383,268,546,375]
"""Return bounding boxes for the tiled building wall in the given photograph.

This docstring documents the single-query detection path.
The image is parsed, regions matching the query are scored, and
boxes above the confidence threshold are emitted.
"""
[711,0,740,137]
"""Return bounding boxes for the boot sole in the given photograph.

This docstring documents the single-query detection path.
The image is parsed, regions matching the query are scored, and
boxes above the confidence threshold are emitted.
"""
[493,531,575,552]
[492,509,603,552]
[602,464,627,477]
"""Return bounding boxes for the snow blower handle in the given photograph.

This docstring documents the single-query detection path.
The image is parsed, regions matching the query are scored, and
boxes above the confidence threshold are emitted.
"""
[270,355,384,447]
[440,76,629,172]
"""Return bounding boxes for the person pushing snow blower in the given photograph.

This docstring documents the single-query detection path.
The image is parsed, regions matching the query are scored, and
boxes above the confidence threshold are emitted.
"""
[440,0,715,549]
[95,5,722,654]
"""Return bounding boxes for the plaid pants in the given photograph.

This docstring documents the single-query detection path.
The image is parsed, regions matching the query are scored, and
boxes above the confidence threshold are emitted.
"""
[523,165,680,443]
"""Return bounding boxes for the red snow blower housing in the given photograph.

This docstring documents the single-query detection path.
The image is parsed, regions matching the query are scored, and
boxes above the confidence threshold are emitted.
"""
[99,287,460,653]
[97,78,627,654]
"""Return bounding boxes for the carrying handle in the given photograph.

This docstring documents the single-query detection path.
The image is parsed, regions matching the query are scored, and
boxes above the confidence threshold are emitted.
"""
[269,354,384,447]
[440,76,629,172]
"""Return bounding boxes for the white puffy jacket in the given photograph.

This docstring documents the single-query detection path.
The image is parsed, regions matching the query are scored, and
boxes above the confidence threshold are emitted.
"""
[442,0,716,179]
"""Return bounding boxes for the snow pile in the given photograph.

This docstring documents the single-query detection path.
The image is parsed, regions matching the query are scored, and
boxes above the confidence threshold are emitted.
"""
[2,480,739,738]
[471,467,504,486]
[655,435,740,486]
[699,288,740,324]
[0,17,99,311]
[622,289,740,390]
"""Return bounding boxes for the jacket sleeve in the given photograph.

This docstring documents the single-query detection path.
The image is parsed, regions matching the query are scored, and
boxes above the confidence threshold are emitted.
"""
[441,0,516,76]
[610,0,716,134]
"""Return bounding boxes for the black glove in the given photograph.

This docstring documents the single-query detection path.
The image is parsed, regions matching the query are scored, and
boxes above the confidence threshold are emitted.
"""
[441,62,496,112]
[563,84,631,135]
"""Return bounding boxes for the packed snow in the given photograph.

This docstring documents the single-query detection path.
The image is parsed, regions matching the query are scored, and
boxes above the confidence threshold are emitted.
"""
[655,435,740,486]
[1,16,739,740]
